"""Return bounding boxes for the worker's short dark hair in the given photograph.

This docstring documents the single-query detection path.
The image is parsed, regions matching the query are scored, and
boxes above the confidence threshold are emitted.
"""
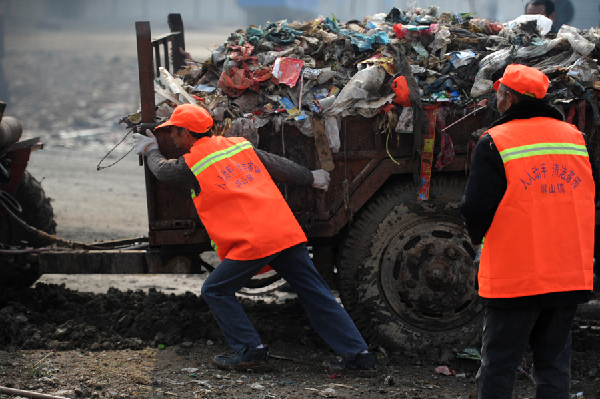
[525,0,555,17]
[499,83,536,103]
[189,131,211,139]
[186,127,211,139]
[179,126,210,139]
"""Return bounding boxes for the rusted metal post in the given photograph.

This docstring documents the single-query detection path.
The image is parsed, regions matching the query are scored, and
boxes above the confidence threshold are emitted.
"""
[135,22,156,127]
[162,39,170,73]
[154,44,161,77]
[135,21,158,233]
[168,13,185,73]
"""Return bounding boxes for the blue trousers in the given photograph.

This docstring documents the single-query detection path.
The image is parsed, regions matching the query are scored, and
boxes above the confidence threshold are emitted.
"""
[476,305,577,399]
[201,243,369,356]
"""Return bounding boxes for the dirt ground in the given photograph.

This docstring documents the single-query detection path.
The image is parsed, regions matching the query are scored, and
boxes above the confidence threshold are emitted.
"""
[1,24,600,399]
[0,283,599,399]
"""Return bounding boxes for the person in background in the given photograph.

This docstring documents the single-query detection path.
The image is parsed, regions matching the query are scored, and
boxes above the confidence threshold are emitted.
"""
[133,103,376,372]
[461,64,597,398]
[525,0,556,20]
[525,0,565,33]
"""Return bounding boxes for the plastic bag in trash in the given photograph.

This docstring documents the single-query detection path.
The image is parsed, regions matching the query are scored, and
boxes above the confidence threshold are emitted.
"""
[328,66,387,115]
[558,25,595,57]
[395,107,414,133]
[431,25,451,54]
[317,96,337,113]
[290,114,314,137]
[324,115,341,153]
[567,58,600,82]
[218,67,253,97]
[366,13,388,30]
[506,14,553,36]
[223,117,267,147]
[350,30,390,52]
[355,93,395,118]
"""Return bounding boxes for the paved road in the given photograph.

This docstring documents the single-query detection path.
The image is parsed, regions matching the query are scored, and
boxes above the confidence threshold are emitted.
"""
[27,146,148,243]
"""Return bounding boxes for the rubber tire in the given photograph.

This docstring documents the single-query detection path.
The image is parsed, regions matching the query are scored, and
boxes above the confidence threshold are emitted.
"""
[337,175,483,352]
[12,171,57,246]
[0,171,56,288]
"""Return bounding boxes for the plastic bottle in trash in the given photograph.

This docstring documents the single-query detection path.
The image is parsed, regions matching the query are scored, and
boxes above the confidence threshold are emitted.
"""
[453,13,464,24]
[474,246,482,264]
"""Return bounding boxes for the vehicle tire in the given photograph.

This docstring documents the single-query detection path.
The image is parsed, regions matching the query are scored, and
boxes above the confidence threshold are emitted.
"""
[12,171,57,246]
[337,175,483,351]
[0,171,56,288]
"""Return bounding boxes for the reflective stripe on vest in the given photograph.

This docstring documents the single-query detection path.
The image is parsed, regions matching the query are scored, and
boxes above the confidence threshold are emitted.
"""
[189,140,253,177]
[499,142,588,163]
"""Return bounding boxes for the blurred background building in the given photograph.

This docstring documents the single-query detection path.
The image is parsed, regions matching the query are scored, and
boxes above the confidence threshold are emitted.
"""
[1,0,598,32]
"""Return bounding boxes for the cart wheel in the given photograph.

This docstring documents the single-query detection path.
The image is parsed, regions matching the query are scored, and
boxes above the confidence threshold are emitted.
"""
[337,175,483,351]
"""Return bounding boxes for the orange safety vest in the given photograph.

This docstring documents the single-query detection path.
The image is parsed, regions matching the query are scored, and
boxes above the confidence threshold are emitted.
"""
[479,117,595,298]
[183,136,307,261]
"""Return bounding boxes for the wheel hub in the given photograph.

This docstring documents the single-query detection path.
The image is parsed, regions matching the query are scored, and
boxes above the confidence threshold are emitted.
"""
[379,218,481,331]
[422,258,454,292]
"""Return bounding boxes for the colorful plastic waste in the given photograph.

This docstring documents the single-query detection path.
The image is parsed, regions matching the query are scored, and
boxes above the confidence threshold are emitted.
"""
[272,57,304,88]
[392,76,411,107]
[456,347,481,360]
[435,365,455,376]
[137,4,600,192]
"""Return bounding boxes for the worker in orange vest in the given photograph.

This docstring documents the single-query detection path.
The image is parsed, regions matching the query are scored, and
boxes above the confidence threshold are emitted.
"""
[133,104,375,371]
[461,64,597,398]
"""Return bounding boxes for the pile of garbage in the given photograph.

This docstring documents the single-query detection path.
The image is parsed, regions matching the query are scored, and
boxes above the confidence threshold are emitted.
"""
[124,5,600,151]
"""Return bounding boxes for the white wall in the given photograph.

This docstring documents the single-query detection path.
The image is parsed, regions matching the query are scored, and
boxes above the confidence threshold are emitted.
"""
[3,0,599,31]
[570,1,599,31]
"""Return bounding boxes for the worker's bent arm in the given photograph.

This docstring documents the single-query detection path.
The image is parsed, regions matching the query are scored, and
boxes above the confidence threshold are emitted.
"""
[145,147,315,192]
[146,149,198,189]
[255,149,314,186]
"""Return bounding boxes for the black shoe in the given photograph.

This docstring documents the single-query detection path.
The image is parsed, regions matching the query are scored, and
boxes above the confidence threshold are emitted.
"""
[325,352,377,372]
[213,346,270,370]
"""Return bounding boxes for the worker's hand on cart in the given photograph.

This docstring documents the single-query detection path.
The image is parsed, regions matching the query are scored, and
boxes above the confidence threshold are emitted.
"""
[132,130,159,155]
[311,169,331,191]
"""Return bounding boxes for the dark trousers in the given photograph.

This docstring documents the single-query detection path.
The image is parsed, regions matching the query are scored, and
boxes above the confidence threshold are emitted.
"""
[201,243,368,356]
[476,305,577,399]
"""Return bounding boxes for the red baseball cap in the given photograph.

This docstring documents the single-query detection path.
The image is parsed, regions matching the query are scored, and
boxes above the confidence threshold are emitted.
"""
[493,64,549,99]
[156,103,213,133]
